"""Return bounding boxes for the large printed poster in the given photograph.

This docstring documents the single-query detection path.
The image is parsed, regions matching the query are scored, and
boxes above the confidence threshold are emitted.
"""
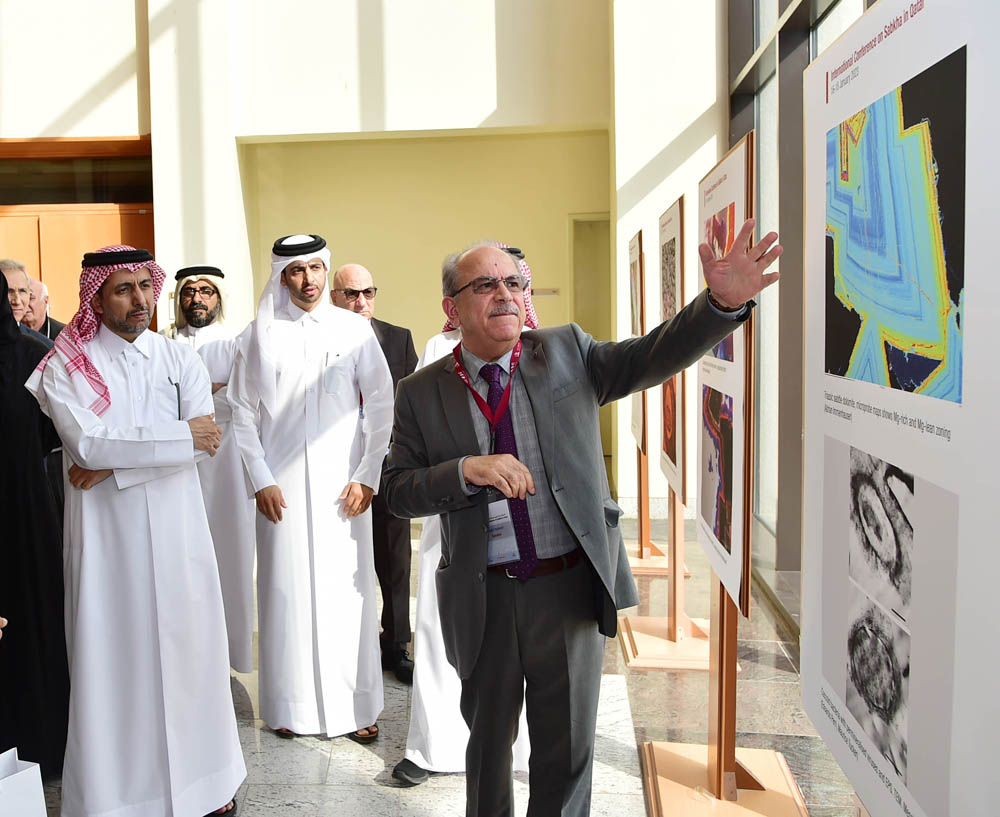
[802,3,998,816]
[657,198,686,500]
[696,134,752,612]
[629,232,646,451]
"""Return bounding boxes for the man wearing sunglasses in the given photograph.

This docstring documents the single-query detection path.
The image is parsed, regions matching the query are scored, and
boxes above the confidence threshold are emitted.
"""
[383,222,782,817]
[332,263,419,683]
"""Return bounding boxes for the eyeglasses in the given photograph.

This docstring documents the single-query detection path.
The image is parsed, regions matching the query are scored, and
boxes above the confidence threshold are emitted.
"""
[450,274,528,297]
[334,287,377,302]
[180,286,218,300]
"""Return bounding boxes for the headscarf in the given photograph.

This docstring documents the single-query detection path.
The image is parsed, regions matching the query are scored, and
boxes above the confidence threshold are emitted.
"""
[0,275,20,347]
[173,265,226,330]
[442,241,540,332]
[249,234,332,414]
[29,245,165,416]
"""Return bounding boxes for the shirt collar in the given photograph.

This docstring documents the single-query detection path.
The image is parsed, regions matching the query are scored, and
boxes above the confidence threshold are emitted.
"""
[462,346,514,382]
[286,299,331,323]
[97,322,153,359]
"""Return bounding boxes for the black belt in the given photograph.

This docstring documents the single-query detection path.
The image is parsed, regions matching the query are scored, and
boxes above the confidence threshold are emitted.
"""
[488,548,583,580]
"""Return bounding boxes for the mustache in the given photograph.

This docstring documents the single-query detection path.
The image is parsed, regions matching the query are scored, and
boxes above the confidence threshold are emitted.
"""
[128,308,149,318]
[488,304,520,317]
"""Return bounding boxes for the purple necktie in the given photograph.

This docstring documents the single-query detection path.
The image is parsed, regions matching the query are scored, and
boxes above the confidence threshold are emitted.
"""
[481,363,538,580]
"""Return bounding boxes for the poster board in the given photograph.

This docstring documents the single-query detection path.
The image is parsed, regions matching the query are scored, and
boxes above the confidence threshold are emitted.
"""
[696,133,754,614]
[629,231,647,452]
[657,197,687,503]
[802,3,998,816]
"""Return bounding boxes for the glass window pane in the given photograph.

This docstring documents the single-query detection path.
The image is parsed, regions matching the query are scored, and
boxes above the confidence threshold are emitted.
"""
[755,0,779,47]
[0,157,153,205]
[814,0,866,59]
[754,72,779,535]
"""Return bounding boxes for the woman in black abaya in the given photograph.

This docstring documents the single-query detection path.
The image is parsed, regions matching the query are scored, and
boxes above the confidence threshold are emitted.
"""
[0,275,69,780]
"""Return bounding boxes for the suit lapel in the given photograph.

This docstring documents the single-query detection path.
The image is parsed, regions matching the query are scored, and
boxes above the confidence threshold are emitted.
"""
[370,317,388,350]
[518,336,557,487]
[437,355,482,457]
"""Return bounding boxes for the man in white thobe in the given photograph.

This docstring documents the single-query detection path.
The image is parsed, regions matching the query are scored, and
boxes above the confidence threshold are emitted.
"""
[170,265,256,673]
[228,233,394,741]
[26,245,245,817]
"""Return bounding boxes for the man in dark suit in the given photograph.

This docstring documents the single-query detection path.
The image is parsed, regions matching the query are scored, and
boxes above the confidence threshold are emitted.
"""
[332,263,418,682]
[26,279,66,340]
[382,221,782,816]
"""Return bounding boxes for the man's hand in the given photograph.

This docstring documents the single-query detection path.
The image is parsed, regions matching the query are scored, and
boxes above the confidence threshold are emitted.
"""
[256,484,287,523]
[699,218,783,309]
[0,616,7,642]
[68,464,113,490]
[339,482,374,518]
[188,414,222,456]
[211,382,226,394]
[463,454,536,500]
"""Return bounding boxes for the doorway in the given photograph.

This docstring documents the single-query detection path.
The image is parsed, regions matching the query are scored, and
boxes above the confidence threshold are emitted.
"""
[571,216,614,492]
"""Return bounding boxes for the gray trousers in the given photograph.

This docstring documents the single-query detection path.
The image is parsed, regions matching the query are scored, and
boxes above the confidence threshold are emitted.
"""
[460,558,605,817]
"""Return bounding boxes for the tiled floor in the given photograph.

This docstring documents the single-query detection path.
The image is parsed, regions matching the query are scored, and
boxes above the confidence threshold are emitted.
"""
[43,518,854,816]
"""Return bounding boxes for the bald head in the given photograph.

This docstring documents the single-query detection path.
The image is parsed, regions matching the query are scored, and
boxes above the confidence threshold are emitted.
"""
[25,277,48,330]
[331,263,377,319]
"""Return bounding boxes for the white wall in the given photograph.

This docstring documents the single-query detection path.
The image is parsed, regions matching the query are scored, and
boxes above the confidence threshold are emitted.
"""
[0,0,147,138]
[611,0,729,514]
[146,0,254,323]
[231,0,610,137]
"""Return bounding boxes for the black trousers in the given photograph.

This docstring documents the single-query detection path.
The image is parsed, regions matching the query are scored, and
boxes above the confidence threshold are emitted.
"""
[371,491,412,646]
[461,558,605,817]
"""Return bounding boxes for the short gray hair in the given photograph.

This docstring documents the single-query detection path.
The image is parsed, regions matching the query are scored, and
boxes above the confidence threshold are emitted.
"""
[441,240,518,296]
[0,258,27,276]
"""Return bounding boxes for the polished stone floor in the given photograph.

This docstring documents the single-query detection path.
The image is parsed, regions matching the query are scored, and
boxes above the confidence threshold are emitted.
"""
[43,518,854,816]
[618,518,856,817]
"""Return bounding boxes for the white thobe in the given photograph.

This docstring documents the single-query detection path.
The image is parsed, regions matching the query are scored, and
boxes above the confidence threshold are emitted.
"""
[404,330,530,773]
[27,325,245,817]
[174,322,256,672]
[228,301,394,736]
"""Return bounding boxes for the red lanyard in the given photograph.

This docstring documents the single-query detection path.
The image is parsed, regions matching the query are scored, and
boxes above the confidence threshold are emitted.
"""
[452,339,523,435]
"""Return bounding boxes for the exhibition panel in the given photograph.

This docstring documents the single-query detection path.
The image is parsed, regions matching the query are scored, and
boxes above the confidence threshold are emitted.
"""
[802,2,996,815]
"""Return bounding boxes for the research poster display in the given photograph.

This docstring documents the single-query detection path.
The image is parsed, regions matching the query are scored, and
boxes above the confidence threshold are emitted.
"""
[658,198,686,501]
[802,3,999,816]
[696,133,753,612]
[629,231,646,451]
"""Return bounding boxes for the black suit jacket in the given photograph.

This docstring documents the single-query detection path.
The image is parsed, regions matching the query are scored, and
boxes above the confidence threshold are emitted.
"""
[383,290,748,677]
[371,317,417,393]
[41,316,66,341]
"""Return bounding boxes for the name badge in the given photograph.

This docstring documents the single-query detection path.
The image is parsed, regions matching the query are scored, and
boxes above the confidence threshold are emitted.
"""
[486,500,520,566]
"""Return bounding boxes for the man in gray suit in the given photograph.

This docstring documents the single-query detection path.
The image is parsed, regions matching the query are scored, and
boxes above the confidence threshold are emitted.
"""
[382,220,781,816]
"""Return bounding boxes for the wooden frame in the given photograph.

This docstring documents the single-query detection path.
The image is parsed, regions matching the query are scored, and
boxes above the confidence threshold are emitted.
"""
[638,133,802,815]
[619,195,705,668]
[0,136,151,160]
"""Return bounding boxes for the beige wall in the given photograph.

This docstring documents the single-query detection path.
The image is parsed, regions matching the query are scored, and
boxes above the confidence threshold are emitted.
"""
[611,0,729,513]
[240,130,610,353]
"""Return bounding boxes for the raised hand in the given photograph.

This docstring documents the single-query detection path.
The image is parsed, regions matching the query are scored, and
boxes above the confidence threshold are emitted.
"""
[699,218,782,309]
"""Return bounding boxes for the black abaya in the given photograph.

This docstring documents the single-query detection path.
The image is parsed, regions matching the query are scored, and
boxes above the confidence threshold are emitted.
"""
[0,276,70,780]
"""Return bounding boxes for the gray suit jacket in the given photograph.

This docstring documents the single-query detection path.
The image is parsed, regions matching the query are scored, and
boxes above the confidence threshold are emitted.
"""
[382,290,748,678]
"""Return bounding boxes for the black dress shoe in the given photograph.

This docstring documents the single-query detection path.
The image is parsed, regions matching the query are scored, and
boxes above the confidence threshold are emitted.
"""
[382,644,414,684]
[392,758,430,786]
